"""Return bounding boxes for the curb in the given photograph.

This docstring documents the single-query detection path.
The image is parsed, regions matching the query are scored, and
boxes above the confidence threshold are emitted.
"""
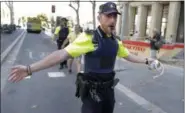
[1,30,25,63]
[159,59,184,68]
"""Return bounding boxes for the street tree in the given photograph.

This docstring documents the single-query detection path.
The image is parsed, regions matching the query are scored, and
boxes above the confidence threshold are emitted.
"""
[21,16,26,27]
[37,13,48,22]
[89,0,96,29]
[5,1,14,24]
[37,13,49,28]
[69,0,80,26]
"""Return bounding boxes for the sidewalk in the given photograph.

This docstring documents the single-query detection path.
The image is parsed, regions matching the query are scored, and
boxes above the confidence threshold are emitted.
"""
[159,58,184,68]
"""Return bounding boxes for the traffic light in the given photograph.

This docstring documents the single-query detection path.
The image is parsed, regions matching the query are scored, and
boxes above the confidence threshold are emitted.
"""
[51,5,55,13]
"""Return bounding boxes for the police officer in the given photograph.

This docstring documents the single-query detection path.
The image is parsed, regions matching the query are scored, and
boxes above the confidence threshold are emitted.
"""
[9,2,155,113]
[53,17,69,69]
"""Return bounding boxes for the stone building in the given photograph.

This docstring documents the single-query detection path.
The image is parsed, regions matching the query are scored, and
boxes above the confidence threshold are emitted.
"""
[117,1,184,43]
[1,2,11,25]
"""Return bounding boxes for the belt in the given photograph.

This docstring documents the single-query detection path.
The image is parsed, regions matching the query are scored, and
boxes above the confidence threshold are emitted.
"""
[75,72,119,102]
[88,79,114,89]
[78,72,119,89]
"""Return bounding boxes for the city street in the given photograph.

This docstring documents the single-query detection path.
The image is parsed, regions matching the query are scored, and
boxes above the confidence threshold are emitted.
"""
[1,29,24,54]
[1,31,184,113]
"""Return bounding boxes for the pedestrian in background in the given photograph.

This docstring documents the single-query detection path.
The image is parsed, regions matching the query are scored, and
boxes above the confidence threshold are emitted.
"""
[149,29,163,59]
[53,18,69,69]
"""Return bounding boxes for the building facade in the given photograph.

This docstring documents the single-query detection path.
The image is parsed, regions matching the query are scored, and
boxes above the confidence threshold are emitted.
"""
[117,1,184,43]
[1,2,11,25]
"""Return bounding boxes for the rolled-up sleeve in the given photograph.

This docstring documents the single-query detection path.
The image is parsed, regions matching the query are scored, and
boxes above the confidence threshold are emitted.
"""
[64,33,95,58]
[117,40,129,58]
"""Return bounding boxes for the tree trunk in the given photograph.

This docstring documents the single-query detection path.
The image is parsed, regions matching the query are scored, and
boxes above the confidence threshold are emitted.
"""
[76,10,80,26]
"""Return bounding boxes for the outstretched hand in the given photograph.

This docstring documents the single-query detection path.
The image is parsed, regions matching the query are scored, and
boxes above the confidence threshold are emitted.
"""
[147,58,156,65]
[8,65,28,83]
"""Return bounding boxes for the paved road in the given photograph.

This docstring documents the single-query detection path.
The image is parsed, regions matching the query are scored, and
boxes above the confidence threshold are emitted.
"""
[1,29,24,53]
[1,32,184,113]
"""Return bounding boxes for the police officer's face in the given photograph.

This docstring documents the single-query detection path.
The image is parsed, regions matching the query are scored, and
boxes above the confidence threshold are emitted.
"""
[99,13,117,34]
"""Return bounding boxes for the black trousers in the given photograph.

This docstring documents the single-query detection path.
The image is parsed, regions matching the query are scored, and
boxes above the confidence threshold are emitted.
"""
[81,72,115,113]
[56,39,68,67]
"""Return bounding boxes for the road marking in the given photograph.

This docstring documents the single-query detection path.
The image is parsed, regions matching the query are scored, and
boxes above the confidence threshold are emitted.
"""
[116,83,167,113]
[39,52,45,58]
[118,102,123,106]
[1,32,27,92]
[48,72,66,78]
[1,30,25,63]
[40,52,49,58]
[24,76,31,79]
[31,105,38,109]
[29,51,33,59]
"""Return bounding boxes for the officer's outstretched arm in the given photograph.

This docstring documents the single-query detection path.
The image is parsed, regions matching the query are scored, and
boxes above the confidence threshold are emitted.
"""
[117,40,153,64]
[30,49,72,73]
[124,53,147,64]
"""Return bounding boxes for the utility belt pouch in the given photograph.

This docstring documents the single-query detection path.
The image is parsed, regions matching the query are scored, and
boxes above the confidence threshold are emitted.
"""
[75,72,89,99]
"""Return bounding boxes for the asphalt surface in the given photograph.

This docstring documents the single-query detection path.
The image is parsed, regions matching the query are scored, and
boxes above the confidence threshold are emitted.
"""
[1,29,24,54]
[1,31,184,113]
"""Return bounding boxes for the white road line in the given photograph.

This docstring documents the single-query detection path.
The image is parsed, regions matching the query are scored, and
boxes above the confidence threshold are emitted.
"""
[29,51,33,59]
[1,30,25,63]
[1,32,27,92]
[24,76,31,79]
[116,83,167,113]
[48,72,66,78]
[39,52,45,58]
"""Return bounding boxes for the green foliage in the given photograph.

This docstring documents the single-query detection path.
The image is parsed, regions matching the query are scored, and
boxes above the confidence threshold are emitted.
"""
[36,13,48,22]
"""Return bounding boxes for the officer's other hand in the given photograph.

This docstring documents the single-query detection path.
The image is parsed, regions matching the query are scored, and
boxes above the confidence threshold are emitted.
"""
[8,65,28,83]
[147,58,156,65]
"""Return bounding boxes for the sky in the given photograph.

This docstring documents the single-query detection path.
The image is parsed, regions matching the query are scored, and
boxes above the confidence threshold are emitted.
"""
[12,1,118,26]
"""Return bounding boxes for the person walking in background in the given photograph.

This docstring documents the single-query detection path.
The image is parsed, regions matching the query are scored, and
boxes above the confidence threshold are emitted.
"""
[149,29,163,59]
[53,17,69,69]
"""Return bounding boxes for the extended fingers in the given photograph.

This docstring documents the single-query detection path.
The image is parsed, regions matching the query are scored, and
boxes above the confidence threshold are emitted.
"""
[8,73,17,82]
[10,69,18,76]
[15,76,24,83]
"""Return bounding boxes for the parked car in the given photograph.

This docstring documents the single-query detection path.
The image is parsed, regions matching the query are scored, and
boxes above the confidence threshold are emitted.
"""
[2,24,13,34]
[10,24,16,31]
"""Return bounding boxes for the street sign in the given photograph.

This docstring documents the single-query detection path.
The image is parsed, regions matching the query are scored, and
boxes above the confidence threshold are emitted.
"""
[51,5,55,13]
